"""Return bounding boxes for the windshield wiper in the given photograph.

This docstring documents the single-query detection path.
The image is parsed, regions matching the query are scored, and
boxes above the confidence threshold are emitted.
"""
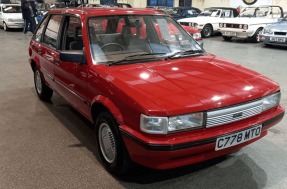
[165,49,204,59]
[108,52,166,66]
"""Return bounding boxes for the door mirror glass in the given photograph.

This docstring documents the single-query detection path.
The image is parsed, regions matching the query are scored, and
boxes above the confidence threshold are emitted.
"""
[60,51,86,64]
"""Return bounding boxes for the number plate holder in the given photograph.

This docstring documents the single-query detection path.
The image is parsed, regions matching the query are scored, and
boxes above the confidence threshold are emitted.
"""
[215,125,262,151]
[224,31,237,36]
[270,37,286,42]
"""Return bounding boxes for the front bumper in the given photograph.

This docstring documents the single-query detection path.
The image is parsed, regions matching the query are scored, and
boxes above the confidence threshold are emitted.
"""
[260,35,287,47]
[120,105,284,170]
[220,29,254,39]
[6,22,24,29]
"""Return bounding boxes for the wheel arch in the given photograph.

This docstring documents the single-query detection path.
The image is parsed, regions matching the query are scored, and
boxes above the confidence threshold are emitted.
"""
[30,55,40,72]
[91,96,124,126]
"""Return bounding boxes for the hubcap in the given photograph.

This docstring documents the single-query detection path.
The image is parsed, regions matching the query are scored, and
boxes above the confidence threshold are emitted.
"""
[98,122,116,163]
[204,27,211,36]
[35,70,42,94]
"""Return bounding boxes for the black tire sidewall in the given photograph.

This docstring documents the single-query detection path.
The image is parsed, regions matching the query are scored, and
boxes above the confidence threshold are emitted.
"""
[202,25,212,38]
[95,111,130,175]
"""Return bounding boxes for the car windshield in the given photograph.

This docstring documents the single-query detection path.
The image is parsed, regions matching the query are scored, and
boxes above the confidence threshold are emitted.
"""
[198,9,221,17]
[88,15,203,65]
[2,5,21,13]
[239,7,269,17]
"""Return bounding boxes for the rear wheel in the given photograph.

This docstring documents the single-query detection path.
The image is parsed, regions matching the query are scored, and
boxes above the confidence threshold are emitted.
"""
[250,28,263,43]
[96,111,132,175]
[201,24,213,38]
[34,68,53,101]
[223,36,233,41]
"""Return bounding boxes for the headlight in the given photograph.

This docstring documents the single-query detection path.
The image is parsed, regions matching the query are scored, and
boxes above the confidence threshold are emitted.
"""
[8,18,14,22]
[263,28,273,35]
[192,23,198,29]
[243,24,248,30]
[140,113,204,134]
[193,32,201,39]
[262,92,281,111]
[219,23,223,28]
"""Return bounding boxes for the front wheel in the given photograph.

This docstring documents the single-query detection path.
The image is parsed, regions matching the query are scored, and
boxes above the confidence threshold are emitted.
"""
[201,25,213,38]
[3,22,9,31]
[250,28,263,43]
[223,36,233,41]
[34,68,53,101]
[96,111,132,175]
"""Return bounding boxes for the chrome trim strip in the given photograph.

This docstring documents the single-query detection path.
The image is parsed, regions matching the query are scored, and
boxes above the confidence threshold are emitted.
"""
[41,68,53,80]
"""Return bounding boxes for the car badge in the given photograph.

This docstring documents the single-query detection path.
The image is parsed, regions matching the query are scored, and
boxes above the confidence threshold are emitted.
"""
[232,112,243,118]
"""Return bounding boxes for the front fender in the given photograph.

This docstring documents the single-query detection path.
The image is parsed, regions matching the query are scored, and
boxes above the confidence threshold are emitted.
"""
[91,95,123,124]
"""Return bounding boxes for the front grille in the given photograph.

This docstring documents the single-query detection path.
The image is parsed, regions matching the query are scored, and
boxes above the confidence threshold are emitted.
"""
[180,22,189,26]
[206,99,263,127]
[226,23,240,28]
[274,32,287,36]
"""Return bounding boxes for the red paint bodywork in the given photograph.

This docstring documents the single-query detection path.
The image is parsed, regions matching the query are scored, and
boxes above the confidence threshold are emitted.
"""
[29,8,284,170]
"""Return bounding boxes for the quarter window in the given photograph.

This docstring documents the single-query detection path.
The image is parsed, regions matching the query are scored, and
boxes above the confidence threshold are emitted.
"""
[43,15,63,49]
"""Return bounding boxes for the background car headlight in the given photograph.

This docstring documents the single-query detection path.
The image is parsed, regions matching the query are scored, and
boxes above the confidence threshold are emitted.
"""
[243,24,248,30]
[192,23,198,29]
[262,92,281,111]
[263,28,273,35]
[141,113,204,134]
[8,18,14,22]
[193,32,201,39]
[219,23,223,28]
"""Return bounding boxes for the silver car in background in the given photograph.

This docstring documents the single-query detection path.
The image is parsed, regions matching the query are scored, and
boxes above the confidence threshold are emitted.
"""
[0,4,24,31]
[260,16,287,47]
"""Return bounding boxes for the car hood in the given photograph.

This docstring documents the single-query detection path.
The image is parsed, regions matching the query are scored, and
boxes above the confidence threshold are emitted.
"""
[266,21,287,30]
[178,16,220,24]
[101,54,279,115]
[222,17,278,25]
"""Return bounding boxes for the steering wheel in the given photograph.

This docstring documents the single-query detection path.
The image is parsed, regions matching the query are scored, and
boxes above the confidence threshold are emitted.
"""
[101,43,124,51]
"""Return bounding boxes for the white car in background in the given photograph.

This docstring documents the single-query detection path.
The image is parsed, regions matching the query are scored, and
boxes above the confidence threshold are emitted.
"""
[0,3,24,31]
[219,6,284,42]
[178,7,239,38]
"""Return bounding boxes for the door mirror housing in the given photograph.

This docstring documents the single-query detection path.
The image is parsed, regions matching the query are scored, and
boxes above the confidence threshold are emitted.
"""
[60,51,86,64]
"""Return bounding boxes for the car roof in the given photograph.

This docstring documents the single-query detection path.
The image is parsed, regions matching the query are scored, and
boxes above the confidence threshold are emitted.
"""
[49,7,166,16]
[204,7,237,10]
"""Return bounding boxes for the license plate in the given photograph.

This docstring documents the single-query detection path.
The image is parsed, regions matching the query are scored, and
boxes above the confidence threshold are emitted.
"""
[270,37,286,42]
[215,125,262,151]
[224,31,237,36]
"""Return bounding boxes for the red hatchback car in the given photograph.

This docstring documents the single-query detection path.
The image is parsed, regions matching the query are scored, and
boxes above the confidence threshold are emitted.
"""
[29,8,284,175]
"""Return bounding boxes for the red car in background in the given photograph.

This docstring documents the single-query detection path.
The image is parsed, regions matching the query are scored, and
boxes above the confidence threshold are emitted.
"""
[28,7,284,175]
[181,25,203,46]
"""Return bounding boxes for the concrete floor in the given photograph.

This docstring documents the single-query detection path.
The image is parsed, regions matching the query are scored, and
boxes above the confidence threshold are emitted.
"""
[0,29,286,189]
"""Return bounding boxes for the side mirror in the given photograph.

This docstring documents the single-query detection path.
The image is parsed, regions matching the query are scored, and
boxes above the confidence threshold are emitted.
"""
[60,50,86,64]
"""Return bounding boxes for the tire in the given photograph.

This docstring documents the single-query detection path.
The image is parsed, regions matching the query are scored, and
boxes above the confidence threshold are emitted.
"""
[223,36,233,41]
[201,24,213,38]
[95,111,132,175]
[3,22,9,31]
[34,68,53,101]
[250,28,263,43]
